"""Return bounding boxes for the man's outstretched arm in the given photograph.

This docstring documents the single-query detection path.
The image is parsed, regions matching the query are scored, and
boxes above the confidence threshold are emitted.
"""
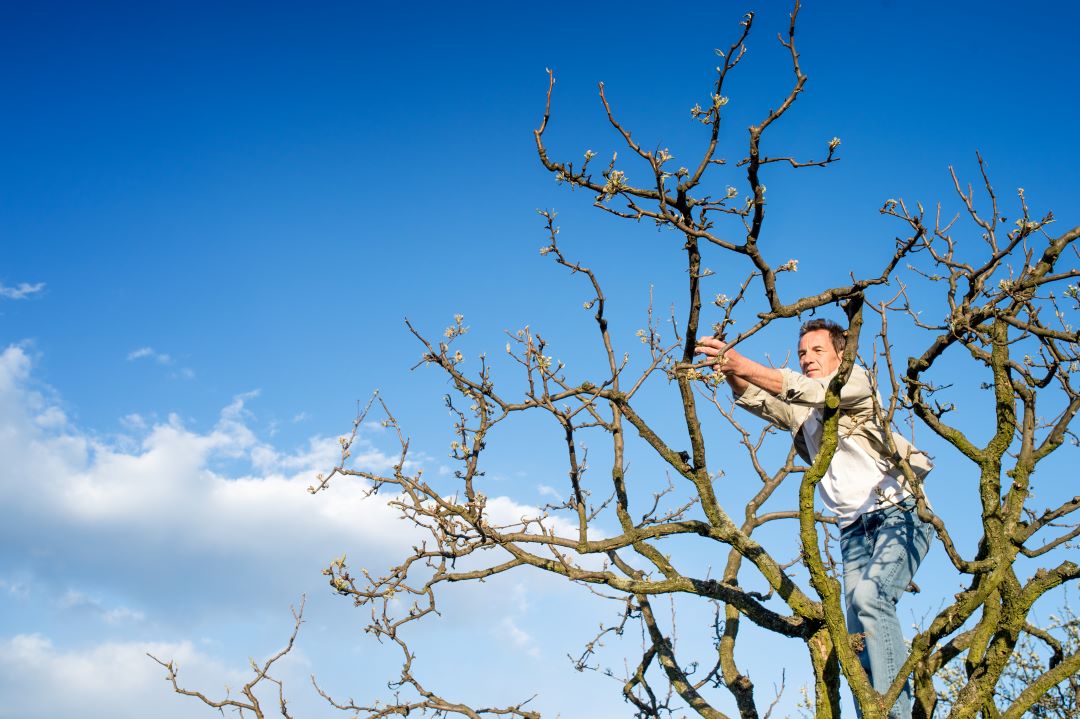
[694,336,783,396]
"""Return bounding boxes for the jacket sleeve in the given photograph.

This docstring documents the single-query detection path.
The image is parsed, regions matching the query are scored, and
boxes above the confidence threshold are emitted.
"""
[734,383,811,432]
[777,366,876,411]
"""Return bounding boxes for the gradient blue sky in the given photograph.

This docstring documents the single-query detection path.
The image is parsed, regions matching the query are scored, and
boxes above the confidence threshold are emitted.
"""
[1,1,1078,717]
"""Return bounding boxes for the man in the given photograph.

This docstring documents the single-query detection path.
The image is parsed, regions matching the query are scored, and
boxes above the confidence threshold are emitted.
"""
[696,319,932,719]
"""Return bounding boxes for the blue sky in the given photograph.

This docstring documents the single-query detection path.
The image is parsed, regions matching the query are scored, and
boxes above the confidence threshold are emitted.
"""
[1,1,1078,717]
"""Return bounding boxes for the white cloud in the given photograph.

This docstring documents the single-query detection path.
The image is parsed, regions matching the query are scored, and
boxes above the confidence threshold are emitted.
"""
[125,348,194,379]
[126,347,172,364]
[0,627,354,719]
[0,345,31,391]
[119,413,147,431]
[0,282,45,300]
[498,617,539,658]
[483,495,583,541]
[0,578,28,597]
[57,590,145,625]
[0,634,243,719]
[34,405,67,429]
[0,344,606,715]
[0,345,420,608]
[510,582,531,614]
[103,606,146,624]
[0,343,601,598]
[537,484,563,501]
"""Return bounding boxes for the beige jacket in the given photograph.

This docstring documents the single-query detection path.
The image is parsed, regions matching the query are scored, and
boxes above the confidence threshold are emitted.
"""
[735,366,932,481]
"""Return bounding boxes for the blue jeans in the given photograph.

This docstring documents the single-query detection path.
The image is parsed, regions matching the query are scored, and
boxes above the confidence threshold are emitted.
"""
[839,498,933,719]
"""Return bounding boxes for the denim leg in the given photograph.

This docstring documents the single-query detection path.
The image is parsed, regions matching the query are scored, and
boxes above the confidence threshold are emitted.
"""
[840,501,932,719]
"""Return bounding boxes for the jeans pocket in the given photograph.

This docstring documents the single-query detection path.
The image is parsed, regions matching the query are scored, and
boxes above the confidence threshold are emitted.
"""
[839,528,853,556]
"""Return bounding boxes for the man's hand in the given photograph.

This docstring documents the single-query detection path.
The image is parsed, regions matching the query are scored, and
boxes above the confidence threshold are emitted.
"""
[694,336,751,395]
[694,336,783,397]
[695,336,746,372]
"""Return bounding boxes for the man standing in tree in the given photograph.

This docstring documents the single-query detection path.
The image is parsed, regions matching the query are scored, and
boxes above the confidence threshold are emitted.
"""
[696,319,933,719]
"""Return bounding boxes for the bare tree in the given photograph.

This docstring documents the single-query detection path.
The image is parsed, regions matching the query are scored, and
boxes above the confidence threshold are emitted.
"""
[937,597,1079,718]
[156,3,1078,718]
[149,597,306,719]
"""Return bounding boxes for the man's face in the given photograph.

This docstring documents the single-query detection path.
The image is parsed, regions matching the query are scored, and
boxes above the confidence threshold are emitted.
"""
[798,329,842,378]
